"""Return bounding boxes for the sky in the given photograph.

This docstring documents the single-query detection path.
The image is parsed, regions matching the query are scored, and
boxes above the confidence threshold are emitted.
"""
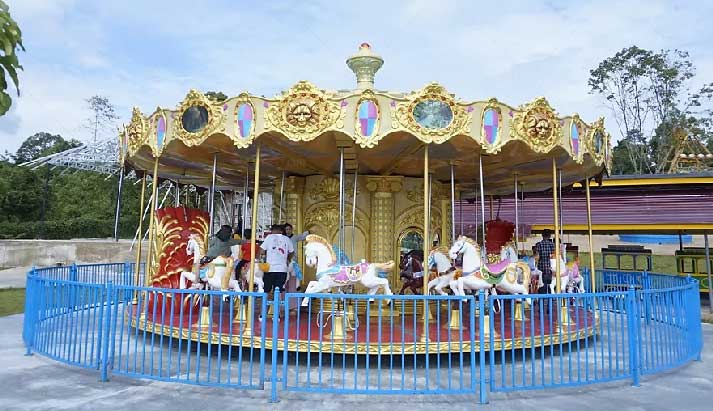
[2,0,713,154]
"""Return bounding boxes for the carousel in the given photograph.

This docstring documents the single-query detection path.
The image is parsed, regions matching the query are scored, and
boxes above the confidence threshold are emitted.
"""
[119,44,611,354]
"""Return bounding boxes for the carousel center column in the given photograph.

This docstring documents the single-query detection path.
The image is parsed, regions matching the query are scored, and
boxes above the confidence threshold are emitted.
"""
[366,176,403,283]
[281,176,306,262]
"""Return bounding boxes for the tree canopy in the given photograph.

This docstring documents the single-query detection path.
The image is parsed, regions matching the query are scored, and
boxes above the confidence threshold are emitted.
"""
[0,0,23,116]
[589,46,713,174]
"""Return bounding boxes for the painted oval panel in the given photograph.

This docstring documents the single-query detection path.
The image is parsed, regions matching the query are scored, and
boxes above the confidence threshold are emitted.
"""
[358,100,378,137]
[570,122,579,155]
[483,108,499,145]
[182,106,208,133]
[236,103,254,138]
[156,116,167,148]
[413,100,453,129]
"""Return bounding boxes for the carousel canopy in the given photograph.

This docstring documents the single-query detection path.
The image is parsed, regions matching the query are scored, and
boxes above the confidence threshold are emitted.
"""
[120,44,611,195]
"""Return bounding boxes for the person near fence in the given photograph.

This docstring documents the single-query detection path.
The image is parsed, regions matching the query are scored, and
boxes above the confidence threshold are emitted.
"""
[283,223,309,312]
[534,229,555,294]
[260,224,294,296]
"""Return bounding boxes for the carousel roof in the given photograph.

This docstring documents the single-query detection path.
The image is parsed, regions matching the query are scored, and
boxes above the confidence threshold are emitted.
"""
[120,44,611,195]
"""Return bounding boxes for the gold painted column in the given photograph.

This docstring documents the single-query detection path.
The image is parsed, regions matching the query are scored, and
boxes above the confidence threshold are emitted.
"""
[438,182,451,247]
[366,176,402,276]
[585,177,596,292]
[145,157,159,285]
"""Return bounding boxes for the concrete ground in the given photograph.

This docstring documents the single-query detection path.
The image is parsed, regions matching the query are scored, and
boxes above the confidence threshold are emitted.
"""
[0,266,30,289]
[1,313,711,411]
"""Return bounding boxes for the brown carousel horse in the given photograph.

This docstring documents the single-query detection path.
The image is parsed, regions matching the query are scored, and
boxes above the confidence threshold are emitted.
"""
[398,250,437,294]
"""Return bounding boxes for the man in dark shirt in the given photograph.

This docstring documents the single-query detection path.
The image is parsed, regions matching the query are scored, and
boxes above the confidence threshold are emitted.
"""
[534,229,555,294]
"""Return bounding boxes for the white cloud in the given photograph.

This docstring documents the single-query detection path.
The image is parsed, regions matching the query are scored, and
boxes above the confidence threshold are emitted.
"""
[2,0,712,155]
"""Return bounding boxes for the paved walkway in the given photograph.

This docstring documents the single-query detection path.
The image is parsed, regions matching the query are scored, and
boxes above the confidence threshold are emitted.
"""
[1,314,711,411]
[0,266,30,289]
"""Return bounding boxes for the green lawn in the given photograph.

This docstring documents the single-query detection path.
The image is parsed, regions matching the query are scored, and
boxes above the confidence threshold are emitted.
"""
[578,252,677,274]
[0,288,26,317]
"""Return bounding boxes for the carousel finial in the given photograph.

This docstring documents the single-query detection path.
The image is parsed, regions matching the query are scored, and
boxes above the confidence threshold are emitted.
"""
[346,43,384,90]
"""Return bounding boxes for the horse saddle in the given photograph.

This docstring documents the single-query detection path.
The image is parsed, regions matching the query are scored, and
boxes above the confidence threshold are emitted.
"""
[330,262,369,284]
[483,260,510,276]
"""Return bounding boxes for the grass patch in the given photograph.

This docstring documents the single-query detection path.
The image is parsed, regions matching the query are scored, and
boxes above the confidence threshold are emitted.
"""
[0,288,26,317]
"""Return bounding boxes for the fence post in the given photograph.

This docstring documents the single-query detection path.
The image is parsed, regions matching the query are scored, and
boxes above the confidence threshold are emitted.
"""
[478,290,488,404]
[123,262,132,301]
[70,263,78,282]
[626,285,640,386]
[270,289,280,403]
[690,278,702,361]
[100,281,113,382]
[23,273,35,356]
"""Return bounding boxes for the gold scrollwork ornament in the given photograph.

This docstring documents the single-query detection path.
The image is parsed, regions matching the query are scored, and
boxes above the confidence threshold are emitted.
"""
[265,81,344,140]
[586,117,607,164]
[511,97,562,153]
[391,83,471,143]
[126,107,147,156]
[173,89,224,147]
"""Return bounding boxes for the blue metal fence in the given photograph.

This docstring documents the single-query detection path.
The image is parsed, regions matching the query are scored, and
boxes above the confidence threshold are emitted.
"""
[22,264,702,403]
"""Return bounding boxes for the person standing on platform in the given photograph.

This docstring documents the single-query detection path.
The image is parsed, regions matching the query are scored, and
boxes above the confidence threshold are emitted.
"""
[283,223,309,312]
[534,229,555,294]
[259,224,294,297]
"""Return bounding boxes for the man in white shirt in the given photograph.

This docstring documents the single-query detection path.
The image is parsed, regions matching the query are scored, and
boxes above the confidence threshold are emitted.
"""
[260,224,295,294]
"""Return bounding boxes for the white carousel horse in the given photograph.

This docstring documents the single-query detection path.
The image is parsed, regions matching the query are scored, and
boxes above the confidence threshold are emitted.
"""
[426,247,456,295]
[230,245,265,293]
[565,259,584,293]
[548,244,569,294]
[449,236,532,304]
[179,255,242,296]
[447,236,496,298]
[501,243,545,291]
[300,234,395,307]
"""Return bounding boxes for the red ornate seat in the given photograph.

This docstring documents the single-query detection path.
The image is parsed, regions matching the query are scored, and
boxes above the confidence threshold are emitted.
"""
[146,207,209,315]
[485,219,515,257]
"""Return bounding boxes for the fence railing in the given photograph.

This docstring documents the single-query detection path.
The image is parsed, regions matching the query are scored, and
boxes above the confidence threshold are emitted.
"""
[22,265,702,403]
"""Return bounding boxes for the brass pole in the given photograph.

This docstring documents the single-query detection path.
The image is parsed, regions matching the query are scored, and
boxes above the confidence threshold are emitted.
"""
[585,177,596,292]
[552,158,561,293]
[145,157,160,285]
[244,145,261,336]
[132,174,147,304]
[422,145,430,342]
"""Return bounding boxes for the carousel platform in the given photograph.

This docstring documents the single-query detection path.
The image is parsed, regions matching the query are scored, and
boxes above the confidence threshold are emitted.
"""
[129,299,598,355]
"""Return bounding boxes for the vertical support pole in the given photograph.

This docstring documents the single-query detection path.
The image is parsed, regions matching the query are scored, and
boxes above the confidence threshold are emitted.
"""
[174,182,180,207]
[245,145,261,336]
[338,148,345,256]
[145,157,159,285]
[421,145,430,342]
[242,164,250,238]
[558,169,564,243]
[351,168,358,260]
[230,190,237,229]
[458,190,464,236]
[519,183,525,255]
[705,232,712,314]
[450,162,456,245]
[208,154,218,236]
[113,167,125,241]
[585,177,596,293]
[479,155,486,251]
[514,174,519,253]
[478,290,487,404]
[552,158,561,293]
[133,175,147,302]
[278,171,285,224]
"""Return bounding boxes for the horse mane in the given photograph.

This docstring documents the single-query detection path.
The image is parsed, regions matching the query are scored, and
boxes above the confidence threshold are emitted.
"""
[305,234,337,265]
[457,235,480,250]
[428,246,449,258]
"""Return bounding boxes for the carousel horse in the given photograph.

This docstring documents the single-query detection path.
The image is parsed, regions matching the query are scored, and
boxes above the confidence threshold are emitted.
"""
[521,255,545,292]
[300,234,395,307]
[547,244,569,294]
[565,258,584,293]
[449,236,531,305]
[179,255,242,299]
[448,236,497,299]
[230,245,265,293]
[426,247,457,295]
[398,250,429,294]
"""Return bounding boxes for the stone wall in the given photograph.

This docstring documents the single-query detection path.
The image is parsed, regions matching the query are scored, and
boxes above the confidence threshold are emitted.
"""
[0,239,144,269]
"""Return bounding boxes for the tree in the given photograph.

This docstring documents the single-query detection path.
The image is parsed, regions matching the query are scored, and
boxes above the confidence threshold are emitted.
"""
[13,132,81,164]
[85,96,118,145]
[588,46,713,174]
[205,91,228,102]
[0,1,23,116]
